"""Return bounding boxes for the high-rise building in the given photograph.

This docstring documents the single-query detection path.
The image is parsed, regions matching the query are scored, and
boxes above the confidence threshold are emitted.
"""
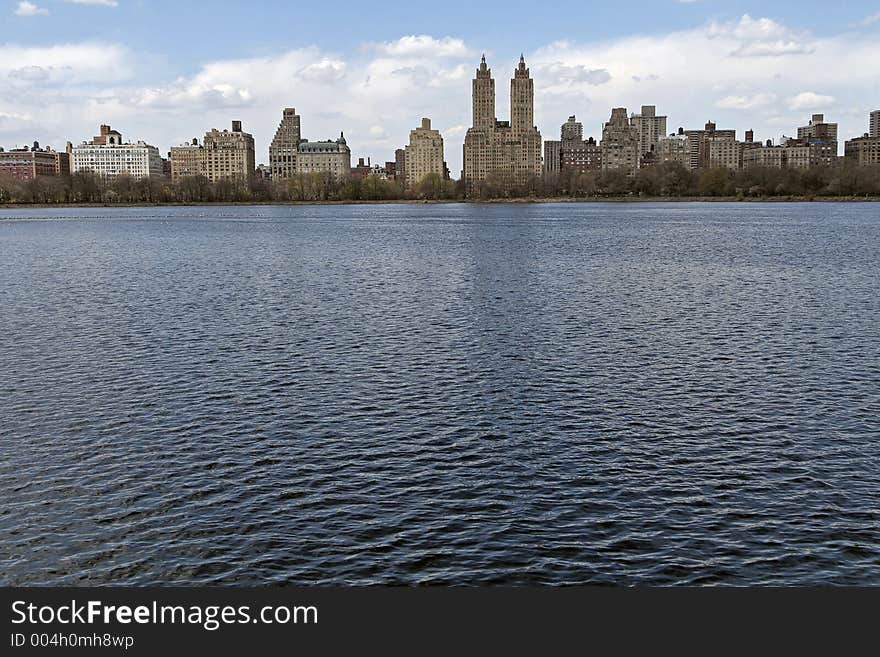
[797,114,838,144]
[630,105,667,158]
[203,121,256,183]
[394,148,406,184]
[844,135,880,166]
[549,116,600,175]
[707,136,743,171]
[657,131,690,167]
[170,138,206,180]
[296,133,351,179]
[600,108,639,174]
[683,121,736,170]
[743,145,785,169]
[562,137,601,174]
[403,118,445,188]
[0,142,70,181]
[71,125,162,179]
[463,55,542,189]
[743,135,837,170]
[543,140,561,176]
[795,113,838,166]
[871,110,880,139]
[269,108,302,180]
[560,115,583,142]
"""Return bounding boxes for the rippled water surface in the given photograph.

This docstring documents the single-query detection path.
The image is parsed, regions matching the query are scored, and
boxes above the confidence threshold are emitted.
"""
[1,202,879,586]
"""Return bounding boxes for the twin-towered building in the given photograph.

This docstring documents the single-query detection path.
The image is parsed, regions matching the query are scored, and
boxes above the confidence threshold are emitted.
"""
[463,55,542,188]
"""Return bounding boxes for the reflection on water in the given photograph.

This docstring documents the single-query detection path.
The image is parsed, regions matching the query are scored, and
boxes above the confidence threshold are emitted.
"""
[1,202,878,585]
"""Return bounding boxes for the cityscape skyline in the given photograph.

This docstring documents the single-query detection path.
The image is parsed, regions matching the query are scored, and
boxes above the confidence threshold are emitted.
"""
[2,2,880,174]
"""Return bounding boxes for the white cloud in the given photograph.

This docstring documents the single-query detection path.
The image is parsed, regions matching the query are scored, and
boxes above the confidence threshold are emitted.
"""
[788,92,835,111]
[299,58,347,83]
[716,93,776,110]
[0,43,132,83]
[15,2,49,16]
[534,63,612,86]
[374,35,473,58]
[707,14,815,57]
[64,0,119,6]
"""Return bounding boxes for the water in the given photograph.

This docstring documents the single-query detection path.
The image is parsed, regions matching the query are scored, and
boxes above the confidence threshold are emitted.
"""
[1,202,878,586]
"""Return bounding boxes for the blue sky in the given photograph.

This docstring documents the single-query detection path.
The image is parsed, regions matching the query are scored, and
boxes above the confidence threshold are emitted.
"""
[3,0,880,173]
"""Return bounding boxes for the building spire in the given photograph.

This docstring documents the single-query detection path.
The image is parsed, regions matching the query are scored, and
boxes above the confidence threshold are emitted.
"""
[477,53,491,78]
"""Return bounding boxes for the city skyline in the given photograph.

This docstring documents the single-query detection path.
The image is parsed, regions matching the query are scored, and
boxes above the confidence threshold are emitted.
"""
[2,2,880,174]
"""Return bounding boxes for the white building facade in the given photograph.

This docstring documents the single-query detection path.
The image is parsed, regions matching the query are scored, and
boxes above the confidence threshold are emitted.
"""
[72,135,163,179]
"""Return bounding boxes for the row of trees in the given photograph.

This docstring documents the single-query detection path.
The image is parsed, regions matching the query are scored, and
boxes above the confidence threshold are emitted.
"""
[511,162,880,199]
[1,163,878,205]
[0,171,462,205]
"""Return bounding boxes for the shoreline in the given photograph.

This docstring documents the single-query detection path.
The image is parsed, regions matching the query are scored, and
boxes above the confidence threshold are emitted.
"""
[1,195,878,210]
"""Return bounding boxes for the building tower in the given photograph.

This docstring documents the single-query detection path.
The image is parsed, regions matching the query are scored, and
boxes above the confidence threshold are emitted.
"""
[869,110,879,138]
[630,105,667,158]
[473,54,495,131]
[463,55,542,190]
[203,121,256,184]
[511,55,534,135]
[561,116,583,142]
[404,118,445,188]
[601,108,640,174]
[269,108,302,180]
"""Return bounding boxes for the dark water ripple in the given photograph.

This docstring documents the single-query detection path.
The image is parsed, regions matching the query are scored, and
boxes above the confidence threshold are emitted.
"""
[1,202,879,585]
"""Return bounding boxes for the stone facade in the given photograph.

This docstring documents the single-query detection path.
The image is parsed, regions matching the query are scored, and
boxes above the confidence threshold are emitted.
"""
[844,135,880,166]
[269,108,302,180]
[560,115,583,142]
[707,136,742,171]
[656,132,690,167]
[463,55,542,189]
[203,121,256,183]
[743,146,785,169]
[743,139,836,169]
[404,118,445,188]
[683,122,736,170]
[871,110,880,139]
[296,133,351,179]
[600,108,639,174]
[170,139,206,181]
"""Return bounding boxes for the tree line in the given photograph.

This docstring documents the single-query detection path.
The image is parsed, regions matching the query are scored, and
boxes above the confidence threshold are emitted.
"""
[1,163,878,205]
